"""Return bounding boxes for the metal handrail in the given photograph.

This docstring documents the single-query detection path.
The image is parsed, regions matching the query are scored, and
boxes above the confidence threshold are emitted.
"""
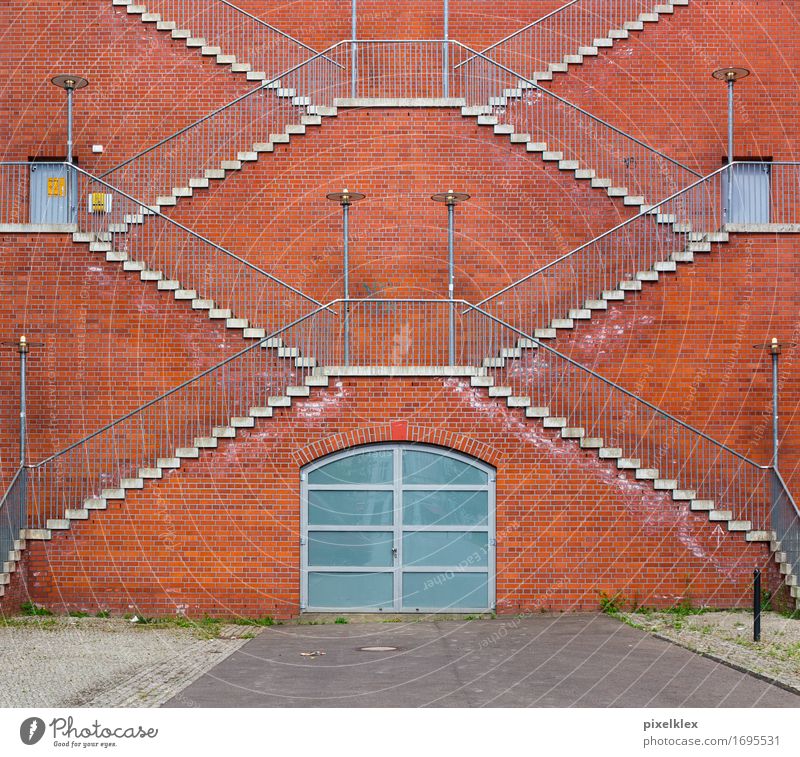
[0,467,25,508]
[454,0,583,66]
[472,161,734,309]
[29,302,338,468]
[7,161,324,307]
[26,296,766,472]
[100,38,698,181]
[451,40,701,176]
[216,0,328,56]
[466,302,768,469]
[775,468,800,517]
[100,42,344,177]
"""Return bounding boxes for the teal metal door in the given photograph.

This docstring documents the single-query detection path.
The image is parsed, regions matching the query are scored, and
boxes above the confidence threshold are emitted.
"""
[301,444,495,612]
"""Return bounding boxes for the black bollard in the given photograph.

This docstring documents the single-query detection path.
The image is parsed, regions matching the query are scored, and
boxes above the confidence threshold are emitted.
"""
[753,568,761,642]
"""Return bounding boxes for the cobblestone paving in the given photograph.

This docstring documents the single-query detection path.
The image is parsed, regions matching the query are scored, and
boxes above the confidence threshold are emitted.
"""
[619,610,800,693]
[0,617,260,708]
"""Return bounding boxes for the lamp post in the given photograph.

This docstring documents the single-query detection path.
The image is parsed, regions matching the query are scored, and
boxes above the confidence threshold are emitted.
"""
[712,67,750,223]
[50,75,89,165]
[431,189,470,364]
[753,338,783,469]
[326,188,366,365]
[1,336,43,466]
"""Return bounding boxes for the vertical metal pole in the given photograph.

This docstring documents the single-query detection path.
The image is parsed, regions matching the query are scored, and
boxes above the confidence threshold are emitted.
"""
[18,336,28,466]
[448,201,454,365]
[351,0,357,99]
[753,568,761,642]
[343,201,350,366]
[772,341,779,469]
[726,76,734,223]
[443,0,449,98]
[66,86,74,165]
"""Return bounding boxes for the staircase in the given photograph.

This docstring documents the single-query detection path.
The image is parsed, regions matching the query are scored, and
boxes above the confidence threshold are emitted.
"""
[473,0,690,88]
[1,299,798,609]
[474,162,757,343]
[111,0,323,85]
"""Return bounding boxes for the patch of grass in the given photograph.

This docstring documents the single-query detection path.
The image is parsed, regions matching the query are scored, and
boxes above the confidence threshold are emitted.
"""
[21,601,52,617]
[382,618,402,623]
[599,591,625,615]
[334,617,348,624]
[68,611,89,618]
[95,610,110,618]
[231,616,275,627]
[240,632,256,639]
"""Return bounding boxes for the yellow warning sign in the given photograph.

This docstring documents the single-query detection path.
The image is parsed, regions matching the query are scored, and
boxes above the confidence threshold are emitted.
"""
[91,193,108,212]
[47,177,66,197]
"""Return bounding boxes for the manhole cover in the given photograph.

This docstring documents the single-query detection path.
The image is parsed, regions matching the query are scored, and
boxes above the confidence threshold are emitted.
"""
[358,646,398,652]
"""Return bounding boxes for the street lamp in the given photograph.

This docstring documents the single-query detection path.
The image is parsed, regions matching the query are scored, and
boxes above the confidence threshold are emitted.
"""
[712,67,750,223]
[431,189,470,364]
[1,335,42,466]
[50,75,89,165]
[325,188,366,365]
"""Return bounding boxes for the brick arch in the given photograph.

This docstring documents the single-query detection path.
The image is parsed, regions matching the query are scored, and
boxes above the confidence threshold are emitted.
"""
[293,422,500,468]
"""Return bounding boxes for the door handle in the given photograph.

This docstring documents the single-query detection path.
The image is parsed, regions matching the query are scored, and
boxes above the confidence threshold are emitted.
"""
[392,547,398,559]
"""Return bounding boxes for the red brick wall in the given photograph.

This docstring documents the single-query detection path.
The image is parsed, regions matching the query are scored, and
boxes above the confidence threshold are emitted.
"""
[554,233,800,492]
[8,377,779,619]
[1,1,253,170]
[162,107,636,303]
[0,234,247,484]
[544,0,800,171]
[231,1,563,51]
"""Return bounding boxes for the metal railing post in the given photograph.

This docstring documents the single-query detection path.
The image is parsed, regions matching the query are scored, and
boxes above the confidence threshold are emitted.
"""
[443,0,449,98]
[448,202,455,364]
[343,201,350,366]
[351,1,358,98]
[18,336,28,466]
[772,338,780,469]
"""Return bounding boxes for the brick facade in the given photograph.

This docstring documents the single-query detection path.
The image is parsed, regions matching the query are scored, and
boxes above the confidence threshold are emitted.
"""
[5,378,781,618]
[2,1,799,616]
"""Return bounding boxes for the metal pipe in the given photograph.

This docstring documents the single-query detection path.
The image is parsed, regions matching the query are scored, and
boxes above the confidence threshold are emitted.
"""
[66,87,74,165]
[351,1,357,99]
[18,335,28,466]
[448,201,454,364]
[727,76,734,221]
[443,0,449,98]
[343,201,350,366]
[753,568,762,642]
[772,338,780,469]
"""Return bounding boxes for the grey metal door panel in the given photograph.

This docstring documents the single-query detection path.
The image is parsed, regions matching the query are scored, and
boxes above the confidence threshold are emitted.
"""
[29,164,74,224]
[724,163,771,224]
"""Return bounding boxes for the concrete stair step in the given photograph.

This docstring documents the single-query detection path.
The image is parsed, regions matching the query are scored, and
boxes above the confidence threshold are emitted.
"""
[543,417,567,428]
[579,438,603,448]
[672,490,697,500]
[616,458,641,469]
[525,407,550,418]
[212,427,236,438]
[599,448,622,459]
[561,427,585,439]
[690,499,715,511]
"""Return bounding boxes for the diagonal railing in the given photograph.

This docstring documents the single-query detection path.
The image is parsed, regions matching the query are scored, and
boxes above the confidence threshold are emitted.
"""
[0,162,323,336]
[474,161,800,338]
[120,0,328,79]
[456,0,676,84]
[0,298,785,542]
[99,46,346,207]
[97,40,700,216]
